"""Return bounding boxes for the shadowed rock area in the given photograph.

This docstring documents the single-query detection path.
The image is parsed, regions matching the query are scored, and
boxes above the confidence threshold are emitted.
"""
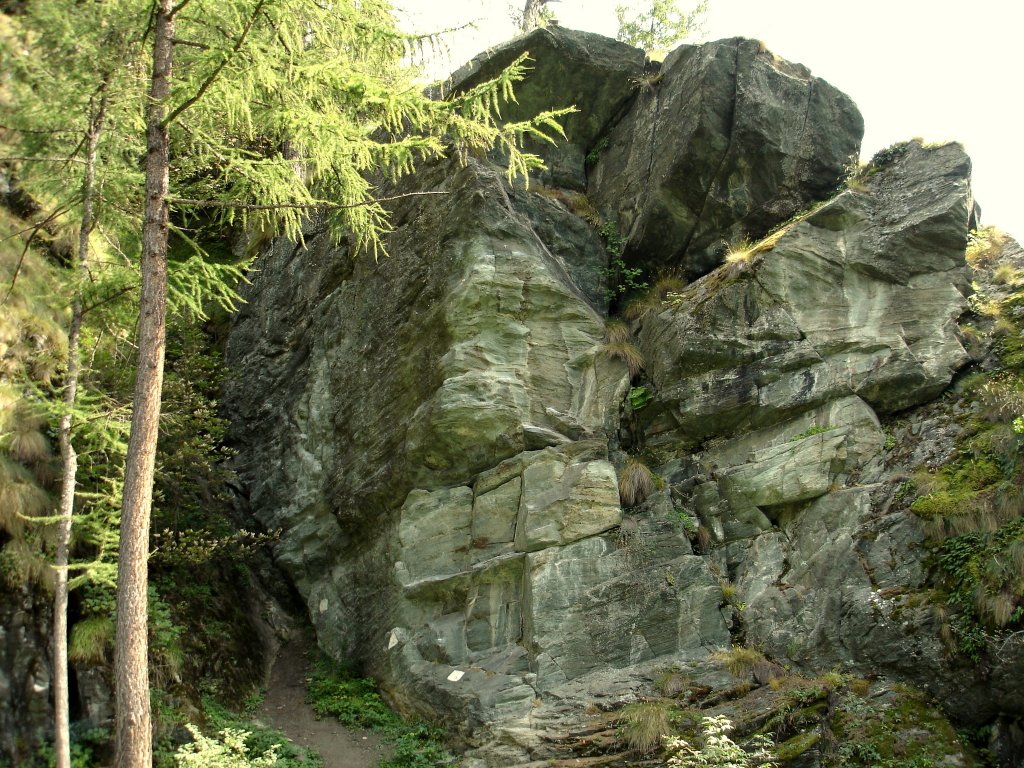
[225,28,1024,768]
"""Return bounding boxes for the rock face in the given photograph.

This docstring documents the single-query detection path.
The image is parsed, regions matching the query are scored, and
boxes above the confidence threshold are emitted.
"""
[225,29,1023,767]
[0,585,53,764]
[588,37,864,278]
[444,26,646,190]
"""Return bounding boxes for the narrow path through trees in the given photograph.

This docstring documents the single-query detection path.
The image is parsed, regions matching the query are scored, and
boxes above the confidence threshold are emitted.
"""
[258,638,389,768]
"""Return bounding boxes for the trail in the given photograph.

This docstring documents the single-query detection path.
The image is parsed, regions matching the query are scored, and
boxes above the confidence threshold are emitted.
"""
[257,637,389,768]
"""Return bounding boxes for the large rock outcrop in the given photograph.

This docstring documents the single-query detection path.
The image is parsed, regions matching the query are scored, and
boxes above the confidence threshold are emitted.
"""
[589,37,864,278]
[225,29,1023,767]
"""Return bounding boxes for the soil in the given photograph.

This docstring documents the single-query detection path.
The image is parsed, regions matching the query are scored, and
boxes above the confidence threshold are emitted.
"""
[257,638,389,768]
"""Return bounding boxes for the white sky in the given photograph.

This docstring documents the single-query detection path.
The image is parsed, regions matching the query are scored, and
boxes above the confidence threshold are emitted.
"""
[396,0,1022,240]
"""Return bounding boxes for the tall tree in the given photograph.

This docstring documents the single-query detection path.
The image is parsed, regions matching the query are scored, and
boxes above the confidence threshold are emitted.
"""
[1,5,146,765]
[521,0,552,32]
[112,1,571,765]
[616,0,707,56]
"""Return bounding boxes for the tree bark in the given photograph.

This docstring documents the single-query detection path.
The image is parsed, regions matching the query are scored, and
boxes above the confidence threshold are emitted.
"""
[521,0,548,32]
[114,2,174,766]
[54,90,106,768]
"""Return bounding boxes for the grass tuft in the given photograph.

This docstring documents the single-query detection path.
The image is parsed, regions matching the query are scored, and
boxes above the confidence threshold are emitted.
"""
[619,456,655,507]
[69,616,115,664]
[712,646,768,678]
[618,700,672,754]
[600,339,644,378]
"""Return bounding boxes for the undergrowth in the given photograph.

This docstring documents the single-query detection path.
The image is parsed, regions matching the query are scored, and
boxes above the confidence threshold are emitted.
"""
[307,658,455,768]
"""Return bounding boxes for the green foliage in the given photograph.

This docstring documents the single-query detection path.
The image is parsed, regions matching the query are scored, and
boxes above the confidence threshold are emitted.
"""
[68,616,114,664]
[790,424,832,440]
[616,0,707,56]
[196,700,321,768]
[827,688,968,768]
[306,660,453,767]
[586,136,609,165]
[628,386,653,410]
[27,725,111,768]
[664,715,776,767]
[307,665,398,729]
[597,219,647,301]
[175,725,280,768]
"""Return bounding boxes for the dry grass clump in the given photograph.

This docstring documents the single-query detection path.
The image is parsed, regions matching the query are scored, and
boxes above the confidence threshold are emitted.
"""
[712,646,769,678]
[0,456,50,537]
[604,318,631,344]
[600,339,644,378]
[618,700,672,754]
[619,455,655,507]
[622,272,687,319]
[965,226,1008,269]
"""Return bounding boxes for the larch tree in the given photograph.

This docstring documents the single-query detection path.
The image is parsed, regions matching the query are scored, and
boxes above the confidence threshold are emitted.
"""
[616,0,707,56]
[115,0,572,766]
[1,4,147,767]
[6,0,572,764]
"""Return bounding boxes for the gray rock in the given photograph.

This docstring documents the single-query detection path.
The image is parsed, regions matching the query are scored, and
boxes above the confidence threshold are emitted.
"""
[0,584,52,765]
[589,37,863,278]
[443,27,646,189]
[636,140,971,459]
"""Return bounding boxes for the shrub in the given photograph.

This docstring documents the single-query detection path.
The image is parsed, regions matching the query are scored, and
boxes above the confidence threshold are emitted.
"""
[664,715,776,767]
[175,725,279,768]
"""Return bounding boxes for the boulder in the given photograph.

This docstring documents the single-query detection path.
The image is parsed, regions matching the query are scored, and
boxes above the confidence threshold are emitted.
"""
[589,37,864,278]
[444,26,646,190]
[636,140,972,457]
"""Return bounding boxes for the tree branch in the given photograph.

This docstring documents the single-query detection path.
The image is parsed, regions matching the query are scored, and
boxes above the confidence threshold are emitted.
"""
[167,190,448,211]
[168,0,195,18]
[162,0,267,127]
[0,156,88,165]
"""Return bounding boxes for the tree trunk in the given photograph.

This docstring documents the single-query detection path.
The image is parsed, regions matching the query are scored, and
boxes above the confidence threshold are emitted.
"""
[521,0,548,32]
[114,2,173,766]
[54,90,106,768]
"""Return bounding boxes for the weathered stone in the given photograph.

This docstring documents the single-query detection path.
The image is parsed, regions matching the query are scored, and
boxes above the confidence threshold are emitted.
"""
[0,585,52,764]
[444,26,646,189]
[637,141,971,458]
[589,37,863,277]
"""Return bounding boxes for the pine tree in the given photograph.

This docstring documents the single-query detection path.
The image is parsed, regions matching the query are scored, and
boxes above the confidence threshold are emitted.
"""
[616,0,707,57]
[8,1,573,765]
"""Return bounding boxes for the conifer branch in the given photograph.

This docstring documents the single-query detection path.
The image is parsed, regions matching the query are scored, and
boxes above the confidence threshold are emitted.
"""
[162,0,266,127]
[167,190,448,211]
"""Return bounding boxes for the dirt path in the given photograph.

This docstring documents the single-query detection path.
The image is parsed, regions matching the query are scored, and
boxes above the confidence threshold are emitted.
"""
[257,638,389,768]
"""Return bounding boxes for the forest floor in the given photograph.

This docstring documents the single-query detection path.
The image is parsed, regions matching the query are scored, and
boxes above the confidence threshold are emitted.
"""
[257,637,389,768]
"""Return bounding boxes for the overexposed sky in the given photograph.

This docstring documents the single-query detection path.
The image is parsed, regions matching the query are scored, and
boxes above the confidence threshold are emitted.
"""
[396,0,1022,240]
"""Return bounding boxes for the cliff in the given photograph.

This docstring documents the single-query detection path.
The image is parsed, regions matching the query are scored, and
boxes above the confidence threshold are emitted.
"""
[224,27,1024,766]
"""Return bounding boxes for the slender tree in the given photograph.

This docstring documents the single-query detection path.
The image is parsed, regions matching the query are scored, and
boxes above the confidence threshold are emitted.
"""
[114,1,572,764]
[7,0,571,762]
[616,0,707,55]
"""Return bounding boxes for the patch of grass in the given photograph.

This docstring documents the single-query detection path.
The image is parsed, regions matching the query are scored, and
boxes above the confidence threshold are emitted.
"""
[307,659,454,768]
[618,700,672,754]
[619,455,655,507]
[69,616,115,664]
[791,424,833,440]
[711,646,767,678]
